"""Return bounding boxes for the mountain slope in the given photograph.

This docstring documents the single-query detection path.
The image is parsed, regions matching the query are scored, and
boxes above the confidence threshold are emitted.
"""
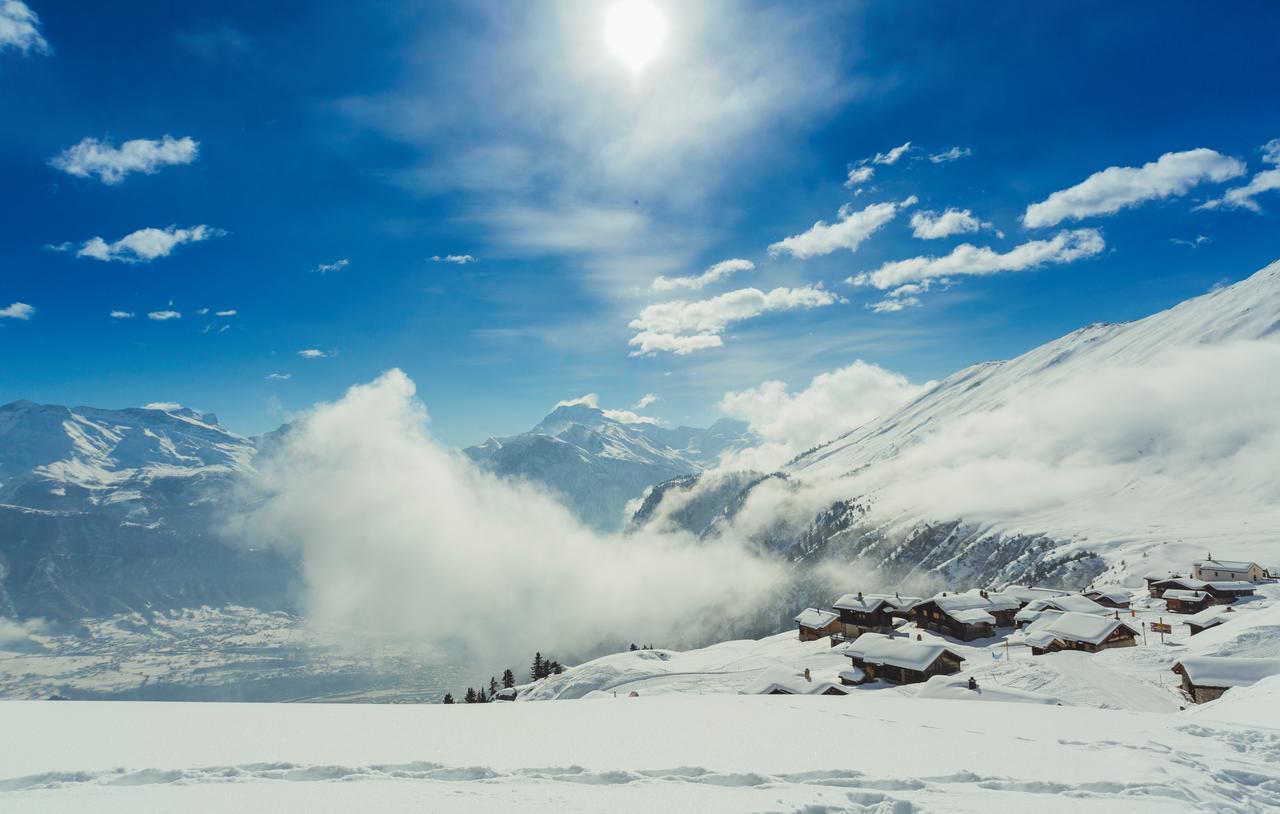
[634,260,1280,589]
[0,402,293,620]
[465,404,752,531]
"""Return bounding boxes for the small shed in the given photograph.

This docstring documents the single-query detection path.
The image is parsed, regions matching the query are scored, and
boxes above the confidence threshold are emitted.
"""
[1172,656,1280,703]
[794,607,840,642]
[741,666,849,696]
[494,687,518,701]
[1163,589,1212,614]
[839,632,965,685]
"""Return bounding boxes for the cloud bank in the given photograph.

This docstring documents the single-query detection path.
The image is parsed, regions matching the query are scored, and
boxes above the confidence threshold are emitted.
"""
[1022,148,1245,228]
[230,370,784,659]
[49,135,199,185]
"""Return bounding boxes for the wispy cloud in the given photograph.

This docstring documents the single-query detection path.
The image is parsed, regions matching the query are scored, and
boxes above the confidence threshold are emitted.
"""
[430,254,477,265]
[0,301,35,320]
[652,258,753,292]
[928,146,972,164]
[49,135,199,185]
[298,348,332,359]
[850,229,1105,291]
[215,309,237,317]
[1170,235,1211,250]
[872,141,912,165]
[147,310,181,321]
[311,258,349,274]
[0,1,48,55]
[1197,139,1280,213]
[843,165,874,189]
[769,197,916,259]
[629,285,843,356]
[632,393,659,409]
[109,310,134,319]
[1023,148,1246,228]
[69,225,223,264]
[266,372,292,381]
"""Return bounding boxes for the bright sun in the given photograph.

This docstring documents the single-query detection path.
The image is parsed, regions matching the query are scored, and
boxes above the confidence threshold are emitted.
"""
[604,0,667,75]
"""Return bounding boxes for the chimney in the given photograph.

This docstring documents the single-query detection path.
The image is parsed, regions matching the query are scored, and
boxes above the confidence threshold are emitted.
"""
[857,591,863,601]
[803,668,811,682]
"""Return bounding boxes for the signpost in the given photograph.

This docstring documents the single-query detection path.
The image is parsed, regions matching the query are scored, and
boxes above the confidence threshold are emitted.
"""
[1151,619,1172,643]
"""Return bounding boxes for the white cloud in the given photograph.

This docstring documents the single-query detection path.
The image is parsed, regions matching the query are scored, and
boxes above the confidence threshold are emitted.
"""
[0,301,34,320]
[851,228,1105,291]
[147,310,181,321]
[928,146,971,164]
[632,393,659,409]
[628,285,843,356]
[554,392,659,425]
[867,295,921,313]
[1170,235,1211,250]
[872,141,912,165]
[843,165,875,188]
[652,258,753,292]
[1197,139,1280,213]
[266,373,292,381]
[769,197,916,259]
[215,309,237,317]
[229,370,785,658]
[1023,148,1246,228]
[49,135,199,185]
[143,401,183,411]
[109,310,134,319]
[312,259,349,274]
[0,1,48,54]
[909,208,983,239]
[719,360,929,471]
[74,225,222,264]
[430,254,477,264]
[298,349,330,359]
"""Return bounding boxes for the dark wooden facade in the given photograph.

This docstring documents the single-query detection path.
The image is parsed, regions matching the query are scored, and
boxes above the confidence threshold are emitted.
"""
[1029,624,1137,656]
[1165,593,1212,614]
[847,651,964,685]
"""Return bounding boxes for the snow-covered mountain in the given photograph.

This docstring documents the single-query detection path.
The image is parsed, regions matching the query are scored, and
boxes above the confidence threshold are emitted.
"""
[632,260,1280,590]
[0,402,293,620]
[465,403,753,531]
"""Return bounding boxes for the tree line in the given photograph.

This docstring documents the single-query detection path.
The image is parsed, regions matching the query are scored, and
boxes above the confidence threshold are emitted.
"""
[442,651,564,704]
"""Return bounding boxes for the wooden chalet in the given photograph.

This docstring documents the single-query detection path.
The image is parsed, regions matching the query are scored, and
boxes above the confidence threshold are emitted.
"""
[1192,559,1269,583]
[838,632,965,685]
[1202,581,1257,604]
[741,666,849,696]
[1172,657,1280,704]
[1083,588,1132,609]
[1148,577,1205,599]
[1163,589,1212,614]
[910,590,1020,641]
[831,592,919,639]
[1023,611,1139,655]
[1014,594,1110,626]
[794,608,840,642]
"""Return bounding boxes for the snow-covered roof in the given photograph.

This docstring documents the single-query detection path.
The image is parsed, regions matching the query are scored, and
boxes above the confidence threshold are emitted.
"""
[838,667,865,684]
[740,666,848,696]
[916,675,1061,705]
[794,608,838,629]
[950,608,996,624]
[1163,589,1209,601]
[1025,594,1110,615]
[1084,588,1131,603]
[1183,606,1234,628]
[1175,657,1280,688]
[1195,559,1259,572]
[1204,581,1255,592]
[1024,611,1135,646]
[1002,585,1070,603]
[1153,577,1208,590]
[832,593,920,613]
[928,589,1020,615]
[839,633,964,672]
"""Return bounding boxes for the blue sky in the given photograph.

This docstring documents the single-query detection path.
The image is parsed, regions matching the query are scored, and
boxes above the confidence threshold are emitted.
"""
[1,1,1278,446]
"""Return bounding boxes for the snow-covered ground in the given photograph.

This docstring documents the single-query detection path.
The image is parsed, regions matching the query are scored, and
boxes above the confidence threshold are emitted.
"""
[1,688,1277,813]
[2,586,1278,811]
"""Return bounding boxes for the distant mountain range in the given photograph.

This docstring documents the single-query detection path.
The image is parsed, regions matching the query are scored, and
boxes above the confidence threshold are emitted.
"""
[464,403,754,531]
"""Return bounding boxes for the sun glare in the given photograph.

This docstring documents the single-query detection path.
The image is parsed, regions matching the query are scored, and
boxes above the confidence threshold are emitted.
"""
[604,0,666,75]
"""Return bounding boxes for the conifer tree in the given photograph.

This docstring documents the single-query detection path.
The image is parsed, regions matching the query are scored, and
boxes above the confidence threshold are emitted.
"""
[464,687,477,704]
[442,693,454,704]
[532,652,544,681]
[477,687,488,703]
[551,660,564,675]
[502,669,515,689]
